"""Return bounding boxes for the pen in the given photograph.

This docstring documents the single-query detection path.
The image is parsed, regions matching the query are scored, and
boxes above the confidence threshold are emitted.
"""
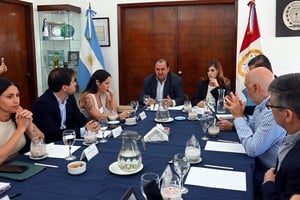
[204,164,234,170]
[217,139,239,144]
[34,163,59,168]
[9,193,22,199]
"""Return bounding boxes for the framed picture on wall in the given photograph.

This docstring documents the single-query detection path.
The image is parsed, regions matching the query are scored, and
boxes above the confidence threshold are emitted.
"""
[276,0,300,37]
[93,17,111,47]
[68,51,79,66]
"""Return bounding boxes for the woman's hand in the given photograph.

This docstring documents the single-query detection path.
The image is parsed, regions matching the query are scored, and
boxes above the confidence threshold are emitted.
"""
[118,111,131,119]
[105,88,114,102]
[209,78,219,87]
[15,107,32,131]
[197,100,205,108]
[85,120,99,131]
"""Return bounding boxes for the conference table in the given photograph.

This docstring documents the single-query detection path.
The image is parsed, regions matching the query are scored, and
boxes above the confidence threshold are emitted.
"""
[0,109,255,200]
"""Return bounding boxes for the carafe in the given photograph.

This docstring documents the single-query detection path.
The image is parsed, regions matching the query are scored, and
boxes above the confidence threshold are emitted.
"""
[155,99,170,121]
[117,131,142,172]
[216,88,226,113]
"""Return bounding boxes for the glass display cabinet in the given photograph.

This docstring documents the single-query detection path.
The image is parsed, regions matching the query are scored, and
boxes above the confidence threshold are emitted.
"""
[37,4,81,92]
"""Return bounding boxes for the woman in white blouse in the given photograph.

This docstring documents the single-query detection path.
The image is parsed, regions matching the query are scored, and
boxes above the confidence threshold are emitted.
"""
[78,69,130,120]
[0,78,44,164]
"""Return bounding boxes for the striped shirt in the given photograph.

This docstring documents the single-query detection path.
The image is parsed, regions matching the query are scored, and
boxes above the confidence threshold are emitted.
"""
[234,97,286,168]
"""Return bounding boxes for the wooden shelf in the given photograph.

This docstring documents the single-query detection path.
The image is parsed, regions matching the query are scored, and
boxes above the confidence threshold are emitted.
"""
[37,4,81,14]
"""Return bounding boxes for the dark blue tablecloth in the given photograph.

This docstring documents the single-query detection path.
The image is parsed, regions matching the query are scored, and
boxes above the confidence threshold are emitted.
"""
[0,110,254,200]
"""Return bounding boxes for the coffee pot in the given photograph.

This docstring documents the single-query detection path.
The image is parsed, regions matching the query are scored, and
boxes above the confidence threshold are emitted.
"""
[117,131,142,172]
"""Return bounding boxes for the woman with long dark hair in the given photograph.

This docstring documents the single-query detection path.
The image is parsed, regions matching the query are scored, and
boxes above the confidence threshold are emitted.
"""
[0,78,44,164]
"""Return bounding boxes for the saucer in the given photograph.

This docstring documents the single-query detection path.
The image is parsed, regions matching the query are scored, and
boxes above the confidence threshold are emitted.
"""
[175,116,186,121]
[124,122,137,126]
[82,140,99,146]
[108,161,143,175]
[187,117,199,121]
[189,157,202,164]
[154,117,174,123]
[29,154,48,160]
[107,120,120,125]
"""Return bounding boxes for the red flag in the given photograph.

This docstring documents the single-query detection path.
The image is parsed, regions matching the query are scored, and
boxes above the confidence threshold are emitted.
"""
[236,0,263,101]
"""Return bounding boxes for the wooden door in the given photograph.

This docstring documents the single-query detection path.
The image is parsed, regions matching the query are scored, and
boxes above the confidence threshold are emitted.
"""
[118,0,237,105]
[0,0,37,109]
[177,3,236,99]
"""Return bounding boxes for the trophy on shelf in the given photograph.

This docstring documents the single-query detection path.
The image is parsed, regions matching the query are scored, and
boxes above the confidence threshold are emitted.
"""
[42,18,49,40]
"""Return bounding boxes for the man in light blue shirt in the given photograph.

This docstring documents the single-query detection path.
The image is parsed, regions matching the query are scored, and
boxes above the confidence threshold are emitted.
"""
[224,67,286,196]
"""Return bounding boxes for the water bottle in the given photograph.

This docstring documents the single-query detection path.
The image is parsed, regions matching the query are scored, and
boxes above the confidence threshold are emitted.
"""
[216,88,226,113]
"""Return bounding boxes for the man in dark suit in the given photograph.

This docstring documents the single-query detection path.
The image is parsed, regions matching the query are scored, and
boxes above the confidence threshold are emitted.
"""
[32,68,99,143]
[139,58,185,107]
[262,73,300,199]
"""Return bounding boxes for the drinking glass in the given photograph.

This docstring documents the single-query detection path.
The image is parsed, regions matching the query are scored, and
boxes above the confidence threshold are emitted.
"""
[160,174,181,200]
[143,95,150,108]
[130,100,139,116]
[62,129,76,160]
[140,172,160,199]
[30,137,47,158]
[199,115,209,141]
[185,138,201,163]
[183,100,192,113]
[99,119,108,143]
[173,153,190,194]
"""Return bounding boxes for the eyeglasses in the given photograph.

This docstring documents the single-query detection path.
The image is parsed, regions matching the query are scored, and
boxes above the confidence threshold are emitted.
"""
[266,100,287,110]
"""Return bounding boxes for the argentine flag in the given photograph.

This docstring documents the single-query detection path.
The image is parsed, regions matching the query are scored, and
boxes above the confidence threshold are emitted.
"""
[78,7,105,90]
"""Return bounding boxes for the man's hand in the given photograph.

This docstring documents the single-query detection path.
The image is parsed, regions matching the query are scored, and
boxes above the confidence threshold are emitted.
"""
[263,168,276,184]
[224,92,245,118]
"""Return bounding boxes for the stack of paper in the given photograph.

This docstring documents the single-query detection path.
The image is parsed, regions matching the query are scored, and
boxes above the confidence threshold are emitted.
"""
[204,141,246,154]
[185,167,246,191]
[25,143,81,159]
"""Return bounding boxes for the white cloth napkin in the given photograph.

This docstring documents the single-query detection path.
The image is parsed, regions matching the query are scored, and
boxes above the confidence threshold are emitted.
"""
[144,124,169,142]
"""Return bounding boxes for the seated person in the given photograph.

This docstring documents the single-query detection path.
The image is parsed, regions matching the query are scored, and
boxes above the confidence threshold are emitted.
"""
[191,59,231,107]
[218,54,274,131]
[78,69,130,120]
[224,67,286,196]
[32,68,99,143]
[262,73,300,199]
[139,58,185,107]
[0,78,44,164]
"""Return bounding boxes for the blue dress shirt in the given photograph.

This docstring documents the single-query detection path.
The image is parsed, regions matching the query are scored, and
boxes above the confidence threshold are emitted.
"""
[234,97,286,168]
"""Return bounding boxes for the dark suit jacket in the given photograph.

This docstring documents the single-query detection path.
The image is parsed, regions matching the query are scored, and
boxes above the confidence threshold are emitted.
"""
[191,80,231,106]
[32,89,89,143]
[262,138,300,200]
[139,72,185,106]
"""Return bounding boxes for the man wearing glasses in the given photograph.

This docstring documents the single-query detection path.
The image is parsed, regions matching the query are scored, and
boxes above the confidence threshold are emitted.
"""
[262,73,300,199]
[224,67,286,197]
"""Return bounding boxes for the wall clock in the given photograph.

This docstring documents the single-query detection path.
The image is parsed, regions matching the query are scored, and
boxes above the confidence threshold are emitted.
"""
[276,0,300,37]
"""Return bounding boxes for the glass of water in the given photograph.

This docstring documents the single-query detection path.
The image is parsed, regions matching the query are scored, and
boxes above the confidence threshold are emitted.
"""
[140,172,160,199]
[62,129,76,160]
[173,153,190,194]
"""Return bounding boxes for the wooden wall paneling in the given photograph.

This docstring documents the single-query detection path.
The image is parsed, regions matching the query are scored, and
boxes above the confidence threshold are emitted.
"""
[118,0,237,105]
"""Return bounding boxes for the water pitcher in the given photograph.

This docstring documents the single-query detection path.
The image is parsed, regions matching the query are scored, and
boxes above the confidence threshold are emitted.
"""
[216,88,226,113]
[117,131,142,172]
[155,99,170,121]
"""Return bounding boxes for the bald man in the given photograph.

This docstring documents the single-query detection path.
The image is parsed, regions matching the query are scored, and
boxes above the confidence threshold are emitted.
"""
[224,67,286,197]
